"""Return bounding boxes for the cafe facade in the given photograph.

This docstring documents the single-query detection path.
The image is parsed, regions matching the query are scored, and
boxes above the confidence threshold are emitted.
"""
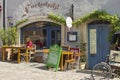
[4,0,120,69]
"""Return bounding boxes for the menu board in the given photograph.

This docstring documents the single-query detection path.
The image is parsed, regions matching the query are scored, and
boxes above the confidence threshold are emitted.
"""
[67,32,77,42]
[46,44,62,71]
[90,29,97,54]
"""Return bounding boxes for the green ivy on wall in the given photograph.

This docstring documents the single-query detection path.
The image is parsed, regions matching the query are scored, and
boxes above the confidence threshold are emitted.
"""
[48,11,120,33]
[73,10,120,33]
[73,10,110,26]
[73,10,120,41]
[14,19,28,27]
[48,10,120,41]
[13,11,120,41]
[48,13,66,25]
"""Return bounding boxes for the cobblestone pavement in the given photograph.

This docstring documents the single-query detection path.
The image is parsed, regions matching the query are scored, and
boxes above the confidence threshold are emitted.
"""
[0,61,119,80]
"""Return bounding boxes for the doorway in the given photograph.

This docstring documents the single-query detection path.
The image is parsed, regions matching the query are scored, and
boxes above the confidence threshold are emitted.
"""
[20,21,61,49]
[87,20,110,69]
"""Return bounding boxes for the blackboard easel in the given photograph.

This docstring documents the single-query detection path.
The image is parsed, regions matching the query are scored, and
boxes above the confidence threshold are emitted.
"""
[46,44,62,71]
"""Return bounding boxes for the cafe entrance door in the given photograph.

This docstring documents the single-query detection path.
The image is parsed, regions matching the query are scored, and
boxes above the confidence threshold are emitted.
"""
[20,22,61,49]
[87,20,110,69]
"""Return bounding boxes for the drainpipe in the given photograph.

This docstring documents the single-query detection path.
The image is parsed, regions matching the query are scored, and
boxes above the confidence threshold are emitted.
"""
[3,0,5,45]
[71,4,74,21]
[3,0,5,30]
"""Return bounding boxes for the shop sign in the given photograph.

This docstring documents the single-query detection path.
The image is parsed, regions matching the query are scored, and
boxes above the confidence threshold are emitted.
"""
[25,2,59,13]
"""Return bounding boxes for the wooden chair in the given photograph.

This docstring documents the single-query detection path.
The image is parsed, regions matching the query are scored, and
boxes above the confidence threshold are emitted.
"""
[20,48,29,62]
[28,44,36,61]
[61,45,71,70]
[61,45,70,51]
[20,44,36,62]
[64,47,80,70]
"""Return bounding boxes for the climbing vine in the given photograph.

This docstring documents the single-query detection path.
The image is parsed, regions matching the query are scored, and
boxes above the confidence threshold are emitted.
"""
[12,10,120,40]
[48,10,120,41]
[73,10,120,34]
[48,13,66,25]
[14,19,28,27]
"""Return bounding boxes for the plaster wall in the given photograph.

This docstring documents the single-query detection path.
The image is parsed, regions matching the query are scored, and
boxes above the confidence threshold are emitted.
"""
[6,0,120,47]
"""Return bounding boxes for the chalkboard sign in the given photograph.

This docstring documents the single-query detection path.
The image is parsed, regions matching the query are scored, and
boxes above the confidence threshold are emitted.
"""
[46,44,62,71]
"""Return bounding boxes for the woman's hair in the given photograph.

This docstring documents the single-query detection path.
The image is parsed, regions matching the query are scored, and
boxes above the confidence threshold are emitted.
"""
[26,37,31,42]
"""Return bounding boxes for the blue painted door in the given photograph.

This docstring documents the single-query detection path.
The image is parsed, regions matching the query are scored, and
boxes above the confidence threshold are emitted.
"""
[49,27,61,47]
[88,24,110,69]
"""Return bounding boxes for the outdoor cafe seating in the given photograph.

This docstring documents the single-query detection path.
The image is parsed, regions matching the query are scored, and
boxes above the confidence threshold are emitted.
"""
[63,47,81,70]
[19,44,36,62]
[45,45,81,71]
[1,44,36,63]
[1,44,81,71]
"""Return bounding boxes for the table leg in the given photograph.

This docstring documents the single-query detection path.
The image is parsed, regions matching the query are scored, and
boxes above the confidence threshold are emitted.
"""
[18,49,20,63]
[2,48,5,61]
[26,50,28,63]
[60,54,64,71]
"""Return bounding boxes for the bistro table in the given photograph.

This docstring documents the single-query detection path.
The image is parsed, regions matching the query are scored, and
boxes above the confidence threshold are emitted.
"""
[2,46,30,63]
[36,49,74,71]
[60,51,73,71]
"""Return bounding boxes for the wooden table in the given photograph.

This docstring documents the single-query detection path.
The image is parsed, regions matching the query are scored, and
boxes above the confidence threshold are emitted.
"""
[39,49,74,71]
[2,46,30,63]
[36,49,49,53]
[60,51,73,71]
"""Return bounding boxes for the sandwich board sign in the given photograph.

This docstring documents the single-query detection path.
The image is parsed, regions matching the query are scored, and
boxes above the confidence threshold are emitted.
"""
[46,44,62,71]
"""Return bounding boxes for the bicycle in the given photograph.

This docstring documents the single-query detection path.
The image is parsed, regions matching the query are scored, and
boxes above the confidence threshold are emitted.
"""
[91,55,120,80]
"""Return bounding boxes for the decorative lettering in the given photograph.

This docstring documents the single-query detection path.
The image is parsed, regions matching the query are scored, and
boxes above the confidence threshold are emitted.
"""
[25,2,59,12]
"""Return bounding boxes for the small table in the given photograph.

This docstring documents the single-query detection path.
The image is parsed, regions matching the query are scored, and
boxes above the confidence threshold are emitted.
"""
[36,49,49,53]
[60,51,73,71]
[38,49,73,71]
[2,46,30,63]
[35,49,49,62]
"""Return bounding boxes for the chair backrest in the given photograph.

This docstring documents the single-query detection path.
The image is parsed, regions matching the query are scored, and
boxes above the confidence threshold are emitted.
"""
[32,44,36,50]
[61,45,70,51]
[69,47,80,60]
[29,44,36,54]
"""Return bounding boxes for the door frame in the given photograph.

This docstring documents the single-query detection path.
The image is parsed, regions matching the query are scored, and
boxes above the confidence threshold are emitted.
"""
[87,20,110,69]
[20,22,61,49]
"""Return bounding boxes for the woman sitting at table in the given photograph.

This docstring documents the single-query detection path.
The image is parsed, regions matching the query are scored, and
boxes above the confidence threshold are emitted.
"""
[26,37,33,48]
[7,37,33,61]
[21,37,33,52]
[20,37,33,61]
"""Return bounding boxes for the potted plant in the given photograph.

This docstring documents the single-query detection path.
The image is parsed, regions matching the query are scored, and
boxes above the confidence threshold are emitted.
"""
[77,42,86,62]
[0,27,18,46]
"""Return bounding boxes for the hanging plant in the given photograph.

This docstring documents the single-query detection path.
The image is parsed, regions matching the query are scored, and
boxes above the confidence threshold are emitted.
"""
[48,13,66,25]
[14,19,28,27]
